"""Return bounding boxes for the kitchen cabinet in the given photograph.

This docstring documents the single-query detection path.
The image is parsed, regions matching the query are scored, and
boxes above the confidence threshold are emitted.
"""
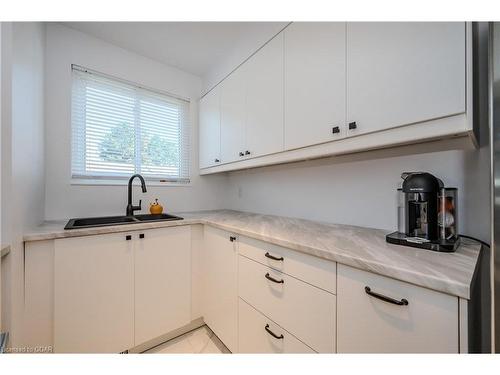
[134,226,191,345]
[238,234,337,294]
[218,34,284,164]
[199,22,472,175]
[238,255,336,353]
[245,33,284,158]
[54,227,192,353]
[337,264,459,353]
[220,67,246,164]
[238,298,315,353]
[54,232,135,353]
[199,87,221,168]
[202,226,239,352]
[346,22,466,137]
[284,22,346,150]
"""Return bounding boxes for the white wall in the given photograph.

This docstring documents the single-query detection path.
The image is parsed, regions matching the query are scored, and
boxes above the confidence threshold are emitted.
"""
[44,23,228,221]
[0,22,46,347]
[225,144,489,242]
[12,23,46,231]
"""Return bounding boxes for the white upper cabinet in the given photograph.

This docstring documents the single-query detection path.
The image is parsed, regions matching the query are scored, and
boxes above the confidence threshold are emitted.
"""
[284,22,346,150]
[346,22,466,137]
[199,87,221,168]
[245,34,284,157]
[220,67,247,163]
[200,22,471,174]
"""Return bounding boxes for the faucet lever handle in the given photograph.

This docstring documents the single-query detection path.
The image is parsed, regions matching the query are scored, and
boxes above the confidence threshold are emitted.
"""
[138,199,142,209]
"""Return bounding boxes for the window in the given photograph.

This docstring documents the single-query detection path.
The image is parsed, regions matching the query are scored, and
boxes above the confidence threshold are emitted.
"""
[71,65,190,183]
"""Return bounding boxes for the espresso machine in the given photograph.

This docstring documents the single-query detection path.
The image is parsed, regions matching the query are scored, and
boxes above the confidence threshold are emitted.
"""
[386,172,460,252]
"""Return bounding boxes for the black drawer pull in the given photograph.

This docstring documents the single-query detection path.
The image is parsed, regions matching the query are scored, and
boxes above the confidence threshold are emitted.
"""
[364,286,408,306]
[126,235,132,241]
[265,273,284,284]
[265,324,284,340]
[229,236,237,242]
[348,121,357,130]
[214,158,220,163]
[239,152,244,157]
[265,252,284,261]
[245,150,251,155]
[332,126,340,134]
[139,233,145,239]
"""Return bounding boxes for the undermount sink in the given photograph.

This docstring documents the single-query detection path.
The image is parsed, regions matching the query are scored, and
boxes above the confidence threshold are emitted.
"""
[64,213,183,230]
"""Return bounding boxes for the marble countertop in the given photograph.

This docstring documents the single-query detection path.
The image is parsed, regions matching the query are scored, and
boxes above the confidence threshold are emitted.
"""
[23,210,482,299]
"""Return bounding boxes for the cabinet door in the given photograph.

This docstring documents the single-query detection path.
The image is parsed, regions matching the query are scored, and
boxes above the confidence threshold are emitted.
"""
[238,298,315,353]
[346,22,466,137]
[54,233,134,353]
[134,226,191,346]
[202,226,238,352]
[199,88,221,168]
[284,22,346,150]
[220,68,246,163]
[245,34,284,158]
[337,264,459,353]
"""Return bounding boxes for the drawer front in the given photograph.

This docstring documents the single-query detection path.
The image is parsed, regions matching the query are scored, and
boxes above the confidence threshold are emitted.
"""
[337,264,459,353]
[238,236,336,293]
[238,298,315,353]
[238,255,336,353]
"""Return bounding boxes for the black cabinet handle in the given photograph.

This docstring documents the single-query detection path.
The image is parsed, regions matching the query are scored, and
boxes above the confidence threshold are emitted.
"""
[139,233,145,239]
[265,273,284,284]
[265,324,284,340]
[348,121,357,130]
[332,126,340,134]
[364,286,408,306]
[214,158,220,163]
[245,150,251,155]
[265,252,284,261]
[239,152,244,157]
[229,236,237,242]
[126,235,132,241]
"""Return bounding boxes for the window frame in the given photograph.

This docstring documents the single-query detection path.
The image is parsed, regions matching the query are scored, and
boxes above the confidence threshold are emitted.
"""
[70,64,191,186]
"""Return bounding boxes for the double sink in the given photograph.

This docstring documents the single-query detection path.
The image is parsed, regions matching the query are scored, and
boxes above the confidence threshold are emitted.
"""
[65,213,183,230]
[65,174,183,230]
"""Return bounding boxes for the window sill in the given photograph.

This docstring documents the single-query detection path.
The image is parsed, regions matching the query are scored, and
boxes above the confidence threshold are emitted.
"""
[70,179,191,187]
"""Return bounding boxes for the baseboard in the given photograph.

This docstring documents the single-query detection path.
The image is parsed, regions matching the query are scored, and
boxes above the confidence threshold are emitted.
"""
[128,317,205,353]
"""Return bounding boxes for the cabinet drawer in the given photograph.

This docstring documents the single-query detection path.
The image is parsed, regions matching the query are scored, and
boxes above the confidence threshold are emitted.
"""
[238,255,336,353]
[337,264,459,353]
[238,298,315,353]
[238,236,336,293]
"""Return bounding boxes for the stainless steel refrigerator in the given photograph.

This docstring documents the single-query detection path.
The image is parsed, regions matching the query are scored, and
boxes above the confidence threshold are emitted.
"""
[491,22,500,354]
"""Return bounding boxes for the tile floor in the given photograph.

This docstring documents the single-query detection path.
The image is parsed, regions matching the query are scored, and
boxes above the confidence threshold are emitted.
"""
[144,325,230,354]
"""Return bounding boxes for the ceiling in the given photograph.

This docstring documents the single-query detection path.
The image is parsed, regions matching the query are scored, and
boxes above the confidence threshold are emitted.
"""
[62,22,288,78]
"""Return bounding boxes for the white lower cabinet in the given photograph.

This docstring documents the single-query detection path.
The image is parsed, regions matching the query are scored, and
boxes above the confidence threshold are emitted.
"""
[134,226,191,345]
[337,264,459,353]
[47,224,466,354]
[54,232,135,353]
[238,298,314,353]
[238,255,336,353]
[202,226,239,352]
[54,227,192,353]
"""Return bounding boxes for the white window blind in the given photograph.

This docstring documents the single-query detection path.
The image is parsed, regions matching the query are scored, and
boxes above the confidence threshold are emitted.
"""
[71,65,190,183]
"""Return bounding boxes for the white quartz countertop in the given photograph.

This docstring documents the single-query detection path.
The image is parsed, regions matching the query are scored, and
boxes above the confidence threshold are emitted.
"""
[23,209,482,299]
